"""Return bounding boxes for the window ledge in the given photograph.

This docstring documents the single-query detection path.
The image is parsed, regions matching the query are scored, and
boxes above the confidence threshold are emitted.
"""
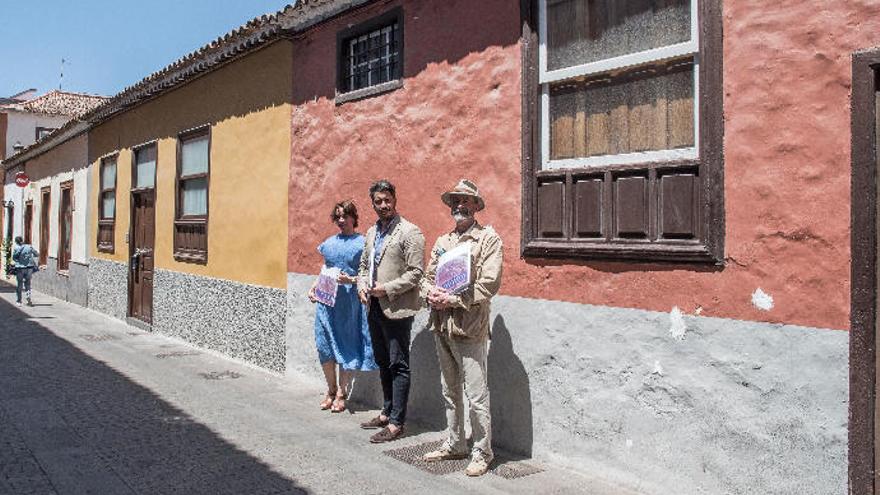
[335,80,403,105]
[523,240,722,264]
[173,251,207,265]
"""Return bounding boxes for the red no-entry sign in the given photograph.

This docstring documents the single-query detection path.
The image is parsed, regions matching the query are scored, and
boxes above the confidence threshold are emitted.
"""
[14,171,29,187]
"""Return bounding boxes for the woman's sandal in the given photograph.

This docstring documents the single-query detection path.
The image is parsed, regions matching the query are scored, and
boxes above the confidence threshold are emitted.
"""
[320,390,337,410]
[330,394,346,413]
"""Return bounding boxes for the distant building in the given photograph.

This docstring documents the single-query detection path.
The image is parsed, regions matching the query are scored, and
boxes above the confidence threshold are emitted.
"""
[0,89,107,159]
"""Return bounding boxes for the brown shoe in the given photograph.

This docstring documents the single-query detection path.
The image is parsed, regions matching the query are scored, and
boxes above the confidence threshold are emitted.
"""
[369,425,405,443]
[359,415,389,429]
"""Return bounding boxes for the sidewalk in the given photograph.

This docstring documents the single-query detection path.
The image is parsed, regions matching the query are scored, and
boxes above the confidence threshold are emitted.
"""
[0,284,635,495]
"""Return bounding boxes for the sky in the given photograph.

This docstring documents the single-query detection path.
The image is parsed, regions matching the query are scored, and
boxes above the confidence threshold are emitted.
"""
[0,0,290,98]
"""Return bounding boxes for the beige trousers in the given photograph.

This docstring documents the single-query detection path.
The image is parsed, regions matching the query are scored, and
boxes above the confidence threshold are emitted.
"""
[433,332,492,457]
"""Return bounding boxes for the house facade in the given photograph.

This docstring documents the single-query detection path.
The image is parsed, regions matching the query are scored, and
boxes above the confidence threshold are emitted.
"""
[86,40,293,373]
[1,91,107,304]
[2,124,92,305]
[281,0,878,494]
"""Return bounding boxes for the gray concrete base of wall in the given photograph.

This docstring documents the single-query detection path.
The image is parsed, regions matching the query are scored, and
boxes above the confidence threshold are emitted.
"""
[31,258,89,307]
[153,269,286,373]
[88,258,128,320]
[88,259,287,373]
[286,272,847,495]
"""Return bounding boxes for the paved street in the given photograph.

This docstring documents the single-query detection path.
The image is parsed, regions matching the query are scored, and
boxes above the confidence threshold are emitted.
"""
[0,284,632,495]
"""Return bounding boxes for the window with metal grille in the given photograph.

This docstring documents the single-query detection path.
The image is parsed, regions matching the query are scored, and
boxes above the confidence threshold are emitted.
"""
[343,23,399,92]
[174,126,210,264]
[336,8,404,100]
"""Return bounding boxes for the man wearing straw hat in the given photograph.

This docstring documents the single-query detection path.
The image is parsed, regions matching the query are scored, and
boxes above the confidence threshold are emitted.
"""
[420,179,503,477]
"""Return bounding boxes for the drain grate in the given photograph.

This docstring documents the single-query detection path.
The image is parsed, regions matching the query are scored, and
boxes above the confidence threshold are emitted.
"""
[491,460,544,479]
[199,370,242,380]
[155,351,200,359]
[384,440,468,475]
[384,440,545,479]
[80,334,120,342]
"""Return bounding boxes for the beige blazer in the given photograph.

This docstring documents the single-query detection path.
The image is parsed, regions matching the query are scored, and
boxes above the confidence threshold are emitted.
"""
[358,216,425,319]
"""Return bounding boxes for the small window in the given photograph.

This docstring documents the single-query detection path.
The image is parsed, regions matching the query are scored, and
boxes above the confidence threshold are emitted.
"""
[133,144,157,190]
[35,127,56,141]
[98,155,117,253]
[336,8,404,100]
[174,127,210,264]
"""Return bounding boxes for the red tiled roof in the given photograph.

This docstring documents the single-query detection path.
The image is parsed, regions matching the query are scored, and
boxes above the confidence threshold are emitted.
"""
[2,90,108,117]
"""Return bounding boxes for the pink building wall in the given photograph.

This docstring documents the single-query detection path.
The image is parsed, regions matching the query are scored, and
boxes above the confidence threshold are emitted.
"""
[288,0,880,330]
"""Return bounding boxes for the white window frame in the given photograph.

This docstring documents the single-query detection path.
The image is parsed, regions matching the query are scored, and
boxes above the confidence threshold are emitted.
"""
[538,0,700,170]
[348,24,397,91]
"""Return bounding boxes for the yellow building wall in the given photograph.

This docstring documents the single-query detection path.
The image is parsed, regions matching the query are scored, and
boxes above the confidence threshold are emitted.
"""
[89,41,292,289]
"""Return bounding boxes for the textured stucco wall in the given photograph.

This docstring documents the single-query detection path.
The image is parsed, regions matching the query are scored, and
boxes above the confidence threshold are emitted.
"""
[87,257,128,320]
[286,0,880,330]
[286,272,846,495]
[88,41,292,289]
[153,269,286,373]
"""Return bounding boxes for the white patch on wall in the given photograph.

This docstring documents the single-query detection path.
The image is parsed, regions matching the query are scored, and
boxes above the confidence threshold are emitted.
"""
[669,306,687,340]
[652,360,664,376]
[751,288,774,311]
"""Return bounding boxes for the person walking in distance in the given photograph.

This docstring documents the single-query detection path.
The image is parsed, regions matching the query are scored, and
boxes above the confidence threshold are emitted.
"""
[357,179,425,443]
[420,179,503,476]
[12,236,39,307]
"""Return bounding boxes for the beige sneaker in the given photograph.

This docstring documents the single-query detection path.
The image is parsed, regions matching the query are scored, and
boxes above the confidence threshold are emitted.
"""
[423,446,468,462]
[464,450,493,477]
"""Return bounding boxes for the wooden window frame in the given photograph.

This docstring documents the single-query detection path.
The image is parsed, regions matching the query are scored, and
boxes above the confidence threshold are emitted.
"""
[57,180,74,272]
[38,186,50,266]
[23,200,33,244]
[97,154,118,253]
[520,0,724,263]
[173,126,210,264]
[335,7,405,104]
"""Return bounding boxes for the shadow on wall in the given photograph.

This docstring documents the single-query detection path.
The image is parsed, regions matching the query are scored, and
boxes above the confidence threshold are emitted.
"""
[488,315,533,457]
[348,315,534,458]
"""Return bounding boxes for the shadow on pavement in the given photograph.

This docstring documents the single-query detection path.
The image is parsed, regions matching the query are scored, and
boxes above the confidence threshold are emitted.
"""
[0,295,308,495]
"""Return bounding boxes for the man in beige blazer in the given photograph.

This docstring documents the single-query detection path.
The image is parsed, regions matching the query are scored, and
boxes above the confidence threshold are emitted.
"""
[357,179,425,443]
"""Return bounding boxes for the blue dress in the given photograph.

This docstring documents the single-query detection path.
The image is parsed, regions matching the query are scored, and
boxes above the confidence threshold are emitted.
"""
[314,234,377,371]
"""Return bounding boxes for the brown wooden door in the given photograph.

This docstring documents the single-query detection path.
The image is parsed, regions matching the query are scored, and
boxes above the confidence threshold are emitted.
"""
[129,191,155,323]
[39,188,50,266]
[57,183,73,271]
[23,201,32,244]
[850,51,880,495]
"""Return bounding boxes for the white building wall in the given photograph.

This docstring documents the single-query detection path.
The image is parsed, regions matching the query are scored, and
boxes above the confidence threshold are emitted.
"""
[72,166,90,264]
[4,112,70,159]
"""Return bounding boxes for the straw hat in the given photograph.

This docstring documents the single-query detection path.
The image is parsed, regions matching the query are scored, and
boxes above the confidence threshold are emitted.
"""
[441,179,485,211]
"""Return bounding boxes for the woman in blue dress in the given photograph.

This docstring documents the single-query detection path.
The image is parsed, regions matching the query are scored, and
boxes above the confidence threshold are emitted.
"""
[308,200,377,413]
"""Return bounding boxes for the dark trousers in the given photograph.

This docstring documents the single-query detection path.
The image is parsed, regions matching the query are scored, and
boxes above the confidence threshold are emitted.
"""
[368,297,413,426]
